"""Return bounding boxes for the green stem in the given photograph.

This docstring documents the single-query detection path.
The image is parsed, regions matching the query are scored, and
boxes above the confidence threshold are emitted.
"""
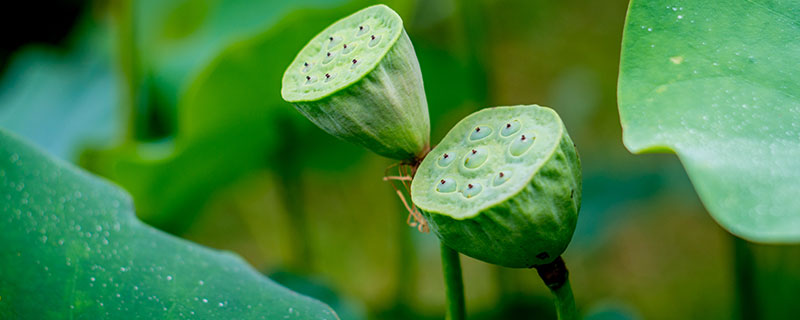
[535,256,578,320]
[733,235,758,320]
[440,242,466,320]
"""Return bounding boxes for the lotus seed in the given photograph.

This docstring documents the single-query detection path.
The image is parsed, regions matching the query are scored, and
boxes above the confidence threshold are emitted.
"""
[469,125,492,140]
[356,25,370,36]
[501,120,521,137]
[436,178,457,193]
[369,35,382,47]
[493,170,511,186]
[461,182,483,198]
[438,152,455,167]
[464,147,488,169]
[323,51,335,64]
[342,43,354,55]
[509,133,535,156]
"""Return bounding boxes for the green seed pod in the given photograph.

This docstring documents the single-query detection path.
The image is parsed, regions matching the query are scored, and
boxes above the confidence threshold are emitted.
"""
[411,105,581,268]
[281,4,429,161]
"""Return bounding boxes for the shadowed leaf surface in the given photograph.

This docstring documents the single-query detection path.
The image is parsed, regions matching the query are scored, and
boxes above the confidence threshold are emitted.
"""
[0,129,338,319]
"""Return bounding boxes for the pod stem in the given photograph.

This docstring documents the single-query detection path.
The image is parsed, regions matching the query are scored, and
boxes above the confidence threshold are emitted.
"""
[440,242,466,320]
[535,256,577,320]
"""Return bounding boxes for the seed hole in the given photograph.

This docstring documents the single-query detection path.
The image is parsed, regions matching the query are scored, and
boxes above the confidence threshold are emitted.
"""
[501,120,521,137]
[438,152,455,167]
[356,25,370,36]
[493,170,511,186]
[464,147,488,169]
[509,133,535,156]
[342,43,355,55]
[327,36,342,49]
[469,125,492,141]
[369,34,382,47]
[323,51,336,64]
[436,178,457,193]
[461,182,483,198]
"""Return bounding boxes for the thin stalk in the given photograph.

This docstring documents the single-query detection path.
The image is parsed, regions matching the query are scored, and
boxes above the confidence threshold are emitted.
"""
[535,256,578,320]
[440,242,466,320]
[733,235,758,320]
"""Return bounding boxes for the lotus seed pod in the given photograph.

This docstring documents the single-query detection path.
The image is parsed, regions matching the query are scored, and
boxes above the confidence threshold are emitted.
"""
[411,105,581,268]
[281,4,430,161]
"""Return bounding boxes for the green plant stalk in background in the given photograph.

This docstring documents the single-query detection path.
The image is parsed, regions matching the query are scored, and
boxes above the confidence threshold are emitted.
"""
[440,243,466,320]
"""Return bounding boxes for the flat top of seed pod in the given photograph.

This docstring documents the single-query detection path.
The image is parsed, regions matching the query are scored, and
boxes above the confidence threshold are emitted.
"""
[411,105,564,220]
[281,5,403,102]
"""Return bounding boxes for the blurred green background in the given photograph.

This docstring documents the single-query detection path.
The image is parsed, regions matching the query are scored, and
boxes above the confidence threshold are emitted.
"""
[0,0,778,319]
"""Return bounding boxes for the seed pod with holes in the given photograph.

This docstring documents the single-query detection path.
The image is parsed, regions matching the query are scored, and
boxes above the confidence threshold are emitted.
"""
[281,4,429,161]
[411,105,581,268]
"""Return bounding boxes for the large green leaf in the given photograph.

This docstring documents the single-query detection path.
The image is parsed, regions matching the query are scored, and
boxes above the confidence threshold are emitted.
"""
[617,0,800,242]
[0,129,338,319]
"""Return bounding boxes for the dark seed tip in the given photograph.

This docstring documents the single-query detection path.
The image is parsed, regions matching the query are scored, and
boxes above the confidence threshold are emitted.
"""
[499,172,504,177]
[304,62,308,66]
[343,44,347,48]
[506,123,511,128]
[475,127,480,132]
[325,73,330,78]
[352,59,358,64]
[371,35,375,40]
[327,52,331,56]
[306,76,311,80]
[443,154,449,158]
[359,26,364,30]
[329,36,334,41]
[521,135,526,141]
[441,179,446,184]
[468,184,474,189]
[471,149,477,154]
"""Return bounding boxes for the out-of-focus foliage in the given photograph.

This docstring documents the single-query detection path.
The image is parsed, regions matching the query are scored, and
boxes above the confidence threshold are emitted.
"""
[618,0,800,242]
[0,129,338,319]
[0,20,120,161]
[4,0,799,319]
